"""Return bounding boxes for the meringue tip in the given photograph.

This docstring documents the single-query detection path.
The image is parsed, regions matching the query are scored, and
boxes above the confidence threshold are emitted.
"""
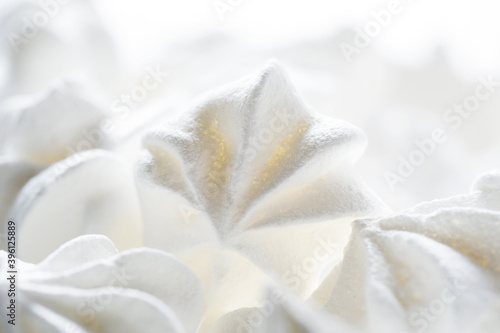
[260,59,288,76]
[253,59,293,89]
[472,169,500,192]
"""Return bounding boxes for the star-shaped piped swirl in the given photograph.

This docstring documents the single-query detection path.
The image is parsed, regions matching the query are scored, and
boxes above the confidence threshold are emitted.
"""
[316,170,500,333]
[0,235,205,333]
[136,61,388,296]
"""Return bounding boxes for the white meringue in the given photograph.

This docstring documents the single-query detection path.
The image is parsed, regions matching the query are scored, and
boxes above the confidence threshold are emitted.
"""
[317,169,500,333]
[8,150,142,263]
[0,0,120,98]
[0,235,205,333]
[136,61,389,320]
[0,80,108,165]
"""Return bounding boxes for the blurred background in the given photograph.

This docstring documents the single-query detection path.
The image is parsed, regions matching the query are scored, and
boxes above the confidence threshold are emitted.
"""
[1,0,499,211]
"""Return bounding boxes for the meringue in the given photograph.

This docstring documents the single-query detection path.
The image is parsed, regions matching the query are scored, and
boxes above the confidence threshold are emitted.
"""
[8,150,142,263]
[0,80,108,165]
[136,61,389,328]
[0,235,205,333]
[316,169,500,333]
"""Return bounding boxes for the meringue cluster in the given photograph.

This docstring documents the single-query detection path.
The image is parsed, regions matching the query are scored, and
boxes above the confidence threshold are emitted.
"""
[1,53,499,333]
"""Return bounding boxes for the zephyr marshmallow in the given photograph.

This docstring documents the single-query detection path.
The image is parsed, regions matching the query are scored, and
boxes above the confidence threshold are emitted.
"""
[313,169,500,333]
[0,80,109,165]
[136,60,389,312]
[0,235,205,333]
[8,150,143,263]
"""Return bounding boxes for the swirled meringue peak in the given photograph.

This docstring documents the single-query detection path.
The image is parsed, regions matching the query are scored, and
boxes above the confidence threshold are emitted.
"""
[0,80,108,165]
[0,235,205,333]
[7,150,142,263]
[136,61,389,298]
[316,169,500,333]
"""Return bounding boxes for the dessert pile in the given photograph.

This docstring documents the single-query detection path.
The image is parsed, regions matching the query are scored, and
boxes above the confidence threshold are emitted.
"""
[0,1,499,332]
